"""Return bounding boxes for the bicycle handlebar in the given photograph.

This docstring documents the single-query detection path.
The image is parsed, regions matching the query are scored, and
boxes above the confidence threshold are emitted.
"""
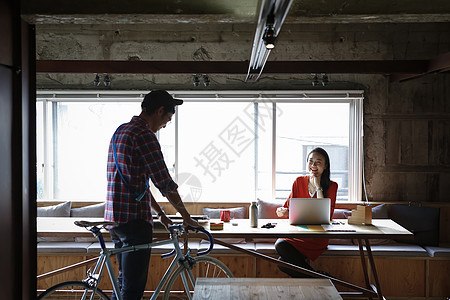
[188,225,214,256]
[161,225,214,258]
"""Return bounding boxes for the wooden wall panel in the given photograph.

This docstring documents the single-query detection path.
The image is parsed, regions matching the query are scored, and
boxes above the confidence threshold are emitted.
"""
[255,255,290,278]
[372,258,425,297]
[312,256,366,292]
[37,255,87,290]
[428,259,450,297]
[367,74,450,203]
[211,255,254,278]
[37,253,450,299]
[432,120,450,166]
[95,255,118,292]
[147,254,253,292]
[147,254,175,290]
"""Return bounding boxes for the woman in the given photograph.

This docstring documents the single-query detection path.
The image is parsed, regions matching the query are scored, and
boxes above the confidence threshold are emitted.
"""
[275,147,338,277]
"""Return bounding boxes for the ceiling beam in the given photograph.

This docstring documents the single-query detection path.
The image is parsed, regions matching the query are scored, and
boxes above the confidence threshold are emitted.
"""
[36,60,249,74]
[36,59,429,75]
[390,51,450,82]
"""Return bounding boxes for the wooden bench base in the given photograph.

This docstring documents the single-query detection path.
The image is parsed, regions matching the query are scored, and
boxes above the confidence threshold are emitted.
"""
[37,249,450,298]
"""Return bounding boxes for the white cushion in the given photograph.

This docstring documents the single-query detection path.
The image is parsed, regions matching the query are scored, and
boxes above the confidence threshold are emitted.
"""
[71,202,105,217]
[202,207,246,219]
[37,201,71,217]
[257,198,287,219]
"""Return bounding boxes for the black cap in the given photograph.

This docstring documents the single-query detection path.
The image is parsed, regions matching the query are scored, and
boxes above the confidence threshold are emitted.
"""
[141,90,183,114]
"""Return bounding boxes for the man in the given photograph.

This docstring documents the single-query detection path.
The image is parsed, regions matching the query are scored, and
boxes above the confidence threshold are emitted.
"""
[105,90,199,300]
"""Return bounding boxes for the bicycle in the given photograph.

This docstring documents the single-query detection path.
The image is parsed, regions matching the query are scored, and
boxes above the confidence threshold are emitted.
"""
[37,220,233,300]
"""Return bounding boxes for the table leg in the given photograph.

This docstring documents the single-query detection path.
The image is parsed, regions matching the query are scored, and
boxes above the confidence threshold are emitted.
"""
[213,238,377,298]
[364,239,385,300]
[357,238,372,300]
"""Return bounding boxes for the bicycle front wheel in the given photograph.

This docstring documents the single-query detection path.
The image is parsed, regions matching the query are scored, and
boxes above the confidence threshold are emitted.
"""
[163,256,233,300]
[37,281,109,300]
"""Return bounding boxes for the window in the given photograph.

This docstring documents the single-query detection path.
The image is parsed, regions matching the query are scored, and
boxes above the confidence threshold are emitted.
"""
[275,102,350,200]
[37,90,363,202]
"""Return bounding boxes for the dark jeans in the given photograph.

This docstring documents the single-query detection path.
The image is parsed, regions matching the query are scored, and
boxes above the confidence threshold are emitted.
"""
[274,239,315,278]
[109,219,153,300]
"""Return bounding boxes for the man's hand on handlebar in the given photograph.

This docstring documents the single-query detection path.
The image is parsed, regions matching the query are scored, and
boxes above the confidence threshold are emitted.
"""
[159,214,174,231]
[182,216,200,228]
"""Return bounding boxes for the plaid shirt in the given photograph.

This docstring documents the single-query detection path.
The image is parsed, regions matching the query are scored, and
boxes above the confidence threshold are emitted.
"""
[105,116,178,224]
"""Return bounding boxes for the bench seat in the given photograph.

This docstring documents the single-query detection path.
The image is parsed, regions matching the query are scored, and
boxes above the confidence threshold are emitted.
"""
[253,242,429,257]
[85,241,201,254]
[37,242,93,254]
[424,245,450,257]
[323,244,429,257]
[199,240,256,254]
[37,240,432,258]
[86,242,115,254]
[151,241,201,254]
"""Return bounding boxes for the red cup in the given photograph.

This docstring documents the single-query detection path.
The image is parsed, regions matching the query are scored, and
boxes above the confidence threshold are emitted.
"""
[220,210,232,222]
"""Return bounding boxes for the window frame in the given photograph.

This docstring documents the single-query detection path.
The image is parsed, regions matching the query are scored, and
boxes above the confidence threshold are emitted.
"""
[36,90,364,203]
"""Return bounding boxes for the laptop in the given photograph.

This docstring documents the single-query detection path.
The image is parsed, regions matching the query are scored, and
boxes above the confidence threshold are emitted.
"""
[289,198,331,225]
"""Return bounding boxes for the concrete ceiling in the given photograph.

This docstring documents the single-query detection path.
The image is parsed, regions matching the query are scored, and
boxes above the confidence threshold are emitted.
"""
[22,0,450,85]
[22,0,450,24]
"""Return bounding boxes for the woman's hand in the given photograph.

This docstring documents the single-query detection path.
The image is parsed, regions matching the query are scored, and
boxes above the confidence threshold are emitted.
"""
[309,175,321,189]
[276,207,288,217]
[309,174,324,197]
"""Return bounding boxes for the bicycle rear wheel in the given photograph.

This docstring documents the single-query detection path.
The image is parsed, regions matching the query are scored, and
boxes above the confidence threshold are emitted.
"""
[37,281,109,300]
[163,256,233,300]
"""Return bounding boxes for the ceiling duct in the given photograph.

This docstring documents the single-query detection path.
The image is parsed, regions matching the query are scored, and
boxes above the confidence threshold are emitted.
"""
[246,0,293,81]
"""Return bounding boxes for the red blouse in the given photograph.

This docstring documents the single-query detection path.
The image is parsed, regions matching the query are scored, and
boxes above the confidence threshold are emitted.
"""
[282,175,338,261]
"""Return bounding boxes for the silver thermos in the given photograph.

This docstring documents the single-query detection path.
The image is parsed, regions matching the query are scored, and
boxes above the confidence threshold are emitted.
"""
[250,201,258,228]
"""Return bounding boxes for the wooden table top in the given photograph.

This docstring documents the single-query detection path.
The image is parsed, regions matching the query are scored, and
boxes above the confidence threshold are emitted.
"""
[37,217,413,240]
[193,278,343,300]
[203,218,413,240]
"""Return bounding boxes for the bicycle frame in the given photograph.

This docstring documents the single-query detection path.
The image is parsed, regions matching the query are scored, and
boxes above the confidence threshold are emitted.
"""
[84,224,205,300]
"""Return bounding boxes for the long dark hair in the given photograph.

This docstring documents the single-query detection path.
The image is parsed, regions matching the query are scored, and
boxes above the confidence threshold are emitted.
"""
[307,147,332,197]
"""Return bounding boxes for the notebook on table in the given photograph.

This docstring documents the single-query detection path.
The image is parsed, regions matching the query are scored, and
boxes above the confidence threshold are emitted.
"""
[289,198,331,225]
